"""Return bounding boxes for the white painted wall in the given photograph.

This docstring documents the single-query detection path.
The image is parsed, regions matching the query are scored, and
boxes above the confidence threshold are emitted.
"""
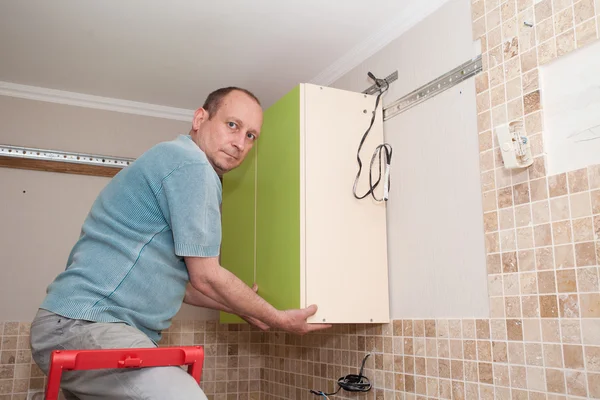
[332,0,489,319]
[540,39,600,175]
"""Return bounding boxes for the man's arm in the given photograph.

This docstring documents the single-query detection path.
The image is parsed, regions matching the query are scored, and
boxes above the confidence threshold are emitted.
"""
[183,282,270,330]
[184,256,331,335]
[183,282,233,312]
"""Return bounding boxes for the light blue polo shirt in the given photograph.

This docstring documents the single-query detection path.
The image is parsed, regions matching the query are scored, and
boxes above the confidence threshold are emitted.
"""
[41,134,222,343]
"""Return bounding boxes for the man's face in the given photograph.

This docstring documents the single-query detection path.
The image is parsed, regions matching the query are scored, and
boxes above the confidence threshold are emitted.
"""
[193,90,263,175]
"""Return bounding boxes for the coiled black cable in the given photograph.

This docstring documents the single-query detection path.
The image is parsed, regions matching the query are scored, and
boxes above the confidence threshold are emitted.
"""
[310,353,372,397]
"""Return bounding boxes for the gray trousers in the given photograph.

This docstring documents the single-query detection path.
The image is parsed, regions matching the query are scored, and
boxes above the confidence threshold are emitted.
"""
[30,309,208,400]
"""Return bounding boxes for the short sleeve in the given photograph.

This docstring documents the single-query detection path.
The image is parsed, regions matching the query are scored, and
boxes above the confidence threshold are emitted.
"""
[158,163,222,257]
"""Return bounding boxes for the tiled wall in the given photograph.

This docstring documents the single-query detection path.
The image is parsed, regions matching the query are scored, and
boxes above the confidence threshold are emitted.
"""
[260,317,600,399]
[4,316,600,399]
[473,0,600,397]
[158,321,263,400]
[2,1,600,399]
[0,322,41,400]
[0,320,263,400]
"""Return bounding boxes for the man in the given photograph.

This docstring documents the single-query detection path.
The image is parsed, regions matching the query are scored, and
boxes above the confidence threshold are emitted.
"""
[30,87,331,399]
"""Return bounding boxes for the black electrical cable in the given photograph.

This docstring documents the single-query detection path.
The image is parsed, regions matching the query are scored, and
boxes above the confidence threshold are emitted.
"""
[353,73,393,202]
[309,353,372,397]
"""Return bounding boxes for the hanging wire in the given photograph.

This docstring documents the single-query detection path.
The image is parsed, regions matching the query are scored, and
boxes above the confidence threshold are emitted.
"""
[352,72,392,202]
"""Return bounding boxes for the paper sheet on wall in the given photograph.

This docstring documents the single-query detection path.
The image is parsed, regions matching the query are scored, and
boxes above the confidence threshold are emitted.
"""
[540,39,600,176]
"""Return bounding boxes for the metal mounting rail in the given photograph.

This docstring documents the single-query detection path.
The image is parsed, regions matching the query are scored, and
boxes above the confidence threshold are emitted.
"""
[382,55,483,121]
[0,144,134,168]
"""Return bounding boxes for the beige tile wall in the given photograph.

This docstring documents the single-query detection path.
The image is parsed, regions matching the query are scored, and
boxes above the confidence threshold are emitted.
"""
[2,1,600,399]
[2,316,599,399]
[260,318,600,399]
[157,321,263,400]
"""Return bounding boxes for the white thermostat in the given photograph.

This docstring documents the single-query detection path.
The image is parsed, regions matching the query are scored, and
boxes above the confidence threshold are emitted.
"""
[495,121,533,169]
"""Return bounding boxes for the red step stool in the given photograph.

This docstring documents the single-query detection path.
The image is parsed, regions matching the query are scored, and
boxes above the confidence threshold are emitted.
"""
[44,346,204,400]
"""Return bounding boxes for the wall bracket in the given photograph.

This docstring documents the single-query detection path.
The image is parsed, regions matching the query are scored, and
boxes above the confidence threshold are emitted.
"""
[362,70,399,95]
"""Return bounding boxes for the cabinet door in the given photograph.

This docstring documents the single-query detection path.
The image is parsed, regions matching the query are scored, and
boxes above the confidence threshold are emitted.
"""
[303,84,390,323]
[220,147,257,323]
[255,85,302,311]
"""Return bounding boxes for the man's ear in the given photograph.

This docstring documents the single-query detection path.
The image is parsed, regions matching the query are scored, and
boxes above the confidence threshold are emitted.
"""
[192,107,209,131]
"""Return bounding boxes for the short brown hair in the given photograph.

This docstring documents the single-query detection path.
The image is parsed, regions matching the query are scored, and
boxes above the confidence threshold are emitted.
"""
[202,87,261,119]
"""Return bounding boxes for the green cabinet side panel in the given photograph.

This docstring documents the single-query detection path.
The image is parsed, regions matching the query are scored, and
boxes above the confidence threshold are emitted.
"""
[255,85,301,311]
[219,147,256,324]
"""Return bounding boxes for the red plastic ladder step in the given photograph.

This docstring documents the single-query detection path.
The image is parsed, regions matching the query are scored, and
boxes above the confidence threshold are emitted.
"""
[44,346,204,400]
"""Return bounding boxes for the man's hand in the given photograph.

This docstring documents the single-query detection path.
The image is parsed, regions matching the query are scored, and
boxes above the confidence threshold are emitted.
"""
[279,304,331,335]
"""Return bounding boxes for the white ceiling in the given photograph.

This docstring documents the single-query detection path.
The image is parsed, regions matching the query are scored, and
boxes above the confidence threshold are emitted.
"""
[0,0,449,111]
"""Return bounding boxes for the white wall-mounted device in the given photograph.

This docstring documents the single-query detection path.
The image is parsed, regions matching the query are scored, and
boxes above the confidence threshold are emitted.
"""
[495,121,533,169]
